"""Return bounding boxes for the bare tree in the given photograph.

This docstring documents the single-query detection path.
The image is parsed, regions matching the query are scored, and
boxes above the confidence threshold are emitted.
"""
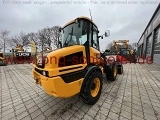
[0,30,9,54]
[7,36,17,49]
[106,42,113,50]
[43,28,52,47]
[105,42,115,52]
[19,32,30,46]
[106,42,120,53]
[27,32,38,44]
[0,26,61,54]
[38,26,61,51]
[50,26,61,48]
[38,29,46,51]
[12,32,30,47]
[38,28,52,50]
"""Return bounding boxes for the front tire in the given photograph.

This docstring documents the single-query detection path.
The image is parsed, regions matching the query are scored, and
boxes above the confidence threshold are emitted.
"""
[80,71,103,105]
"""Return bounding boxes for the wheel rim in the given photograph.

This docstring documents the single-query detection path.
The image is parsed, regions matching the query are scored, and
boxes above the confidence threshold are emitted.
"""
[91,78,100,97]
[114,66,117,77]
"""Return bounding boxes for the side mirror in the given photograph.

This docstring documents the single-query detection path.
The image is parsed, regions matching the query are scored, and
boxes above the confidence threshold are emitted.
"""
[105,30,110,37]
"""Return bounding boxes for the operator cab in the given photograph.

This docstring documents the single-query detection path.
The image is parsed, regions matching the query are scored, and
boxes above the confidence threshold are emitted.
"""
[60,17,109,51]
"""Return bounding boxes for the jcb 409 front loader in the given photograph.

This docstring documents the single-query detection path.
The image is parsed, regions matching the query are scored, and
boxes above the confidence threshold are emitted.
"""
[32,16,123,105]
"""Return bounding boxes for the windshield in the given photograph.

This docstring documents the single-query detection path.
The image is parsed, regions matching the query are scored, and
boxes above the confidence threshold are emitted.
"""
[62,20,89,47]
[61,19,99,49]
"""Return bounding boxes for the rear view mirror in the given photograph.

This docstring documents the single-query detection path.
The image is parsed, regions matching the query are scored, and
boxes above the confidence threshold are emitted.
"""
[105,30,110,37]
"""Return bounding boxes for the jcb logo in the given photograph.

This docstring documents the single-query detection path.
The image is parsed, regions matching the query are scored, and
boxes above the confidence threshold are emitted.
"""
[18,53,30,56]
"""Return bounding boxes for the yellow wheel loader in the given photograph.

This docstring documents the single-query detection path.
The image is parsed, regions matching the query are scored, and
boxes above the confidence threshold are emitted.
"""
[12,44,31,64]
[32,16,119,105]
[0,52,6,66]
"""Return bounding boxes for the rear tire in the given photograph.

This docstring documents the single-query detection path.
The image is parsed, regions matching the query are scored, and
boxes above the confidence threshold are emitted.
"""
[105,64,117,81]
[80,71,103,105]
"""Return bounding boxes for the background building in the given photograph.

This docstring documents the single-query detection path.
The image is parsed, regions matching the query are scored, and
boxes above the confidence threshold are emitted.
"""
[137,3,160,65]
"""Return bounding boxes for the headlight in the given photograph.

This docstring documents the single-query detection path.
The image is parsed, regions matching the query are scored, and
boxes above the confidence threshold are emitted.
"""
[42,71,46,76]
[37,56,42,65]
[42,71,49,77]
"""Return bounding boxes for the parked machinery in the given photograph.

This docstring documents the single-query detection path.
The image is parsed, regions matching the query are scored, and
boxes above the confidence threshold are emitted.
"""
[102,49,124,75]
[0,52,6,66]
[113,40,137,63]
[113,40,129,53]
[12,44,31,63]
[32,16,123,105]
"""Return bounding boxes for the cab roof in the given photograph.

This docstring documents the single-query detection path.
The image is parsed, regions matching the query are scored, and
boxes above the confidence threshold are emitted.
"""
[62,16,98,29]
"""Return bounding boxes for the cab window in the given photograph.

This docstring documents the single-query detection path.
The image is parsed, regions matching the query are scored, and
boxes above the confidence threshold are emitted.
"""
[92,25,99,50]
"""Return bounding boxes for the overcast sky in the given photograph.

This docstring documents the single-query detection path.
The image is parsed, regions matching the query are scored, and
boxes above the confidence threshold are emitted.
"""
[0,0,159,51]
